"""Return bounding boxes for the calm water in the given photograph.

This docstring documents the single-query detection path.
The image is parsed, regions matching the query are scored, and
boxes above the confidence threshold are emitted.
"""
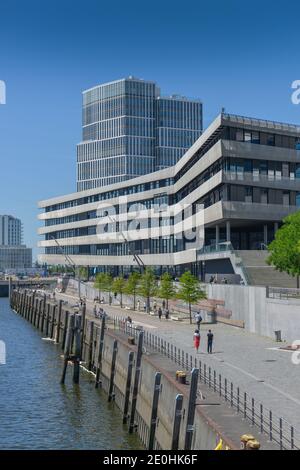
[0,298,142,450]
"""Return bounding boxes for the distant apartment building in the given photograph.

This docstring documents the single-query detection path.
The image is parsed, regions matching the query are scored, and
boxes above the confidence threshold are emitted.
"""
[0,215,32,272]
[0,246,32,272]
[77,76,202,190]
[0,215,22,245]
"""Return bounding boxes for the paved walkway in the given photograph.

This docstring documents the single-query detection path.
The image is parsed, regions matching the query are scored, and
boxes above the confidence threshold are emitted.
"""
[56,290,300,438]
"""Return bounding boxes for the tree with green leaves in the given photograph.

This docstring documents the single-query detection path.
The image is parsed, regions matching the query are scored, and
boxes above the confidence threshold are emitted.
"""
[138,268,158,313]
[112,275,127,308]
[267,211,300,288]
[158,272,176,309]
[177,271,206,324]
[78,266,88,281]
[94,272,111,301]
[125,271,141,310]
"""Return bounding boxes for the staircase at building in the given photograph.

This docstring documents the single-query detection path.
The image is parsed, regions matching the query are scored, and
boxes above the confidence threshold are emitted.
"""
[235,250,298,287]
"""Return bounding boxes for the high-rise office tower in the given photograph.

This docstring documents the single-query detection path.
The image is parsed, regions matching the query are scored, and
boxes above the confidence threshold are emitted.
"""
[0,215,22,246]
[77,77,202,190]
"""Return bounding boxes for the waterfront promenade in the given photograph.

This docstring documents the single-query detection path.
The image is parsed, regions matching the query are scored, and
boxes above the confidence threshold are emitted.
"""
[56,289,300,434]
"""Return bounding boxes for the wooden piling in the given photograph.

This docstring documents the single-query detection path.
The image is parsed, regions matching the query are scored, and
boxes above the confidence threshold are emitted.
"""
[50,304,56,339]
[129,331,144,433]
[73,314,82,384]
[184,368,199,450]
[80,303,86,360]
[88,321,94,371]
[45,302,50,337]
[56,300,63,344]
[171,394,183,450]
[95,317,106,388]
[30,291,36,324]
[148,372,162,450]
[123,351,134,423]
[108,340,118,402]
[62,310,70,351]
[60,313,75,385]
[40,294,46,332]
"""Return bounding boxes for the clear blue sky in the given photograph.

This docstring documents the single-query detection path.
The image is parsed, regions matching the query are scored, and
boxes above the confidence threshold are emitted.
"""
[0,0,299,259]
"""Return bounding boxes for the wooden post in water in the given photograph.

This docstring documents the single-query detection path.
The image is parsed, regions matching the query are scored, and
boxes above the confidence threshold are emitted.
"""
[129,330,144,433]
[8,277,12,305]
[61,313,75,385]
[30,291,36,324]
[108,340,118,402]
[148,372,162,450]
[80,303,86,360]
[62,310,70,351]
[24,291,28,319]
[45,302,50,337]
[20,291,25,316]
[33,297,38,326]
[56,300,63,344]
[123,351,134,424]
[95,317,106,388]
[88,321,94,371]
[40,294,46,332]
[50,304,56,339]
[37,298,43,330]
[73,314,82,384]
[184,368,199,450]
[171,394,183,450]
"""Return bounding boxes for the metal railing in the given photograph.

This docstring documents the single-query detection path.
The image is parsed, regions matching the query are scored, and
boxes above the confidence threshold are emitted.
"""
[112,316,299,450]
[267,286,300,300]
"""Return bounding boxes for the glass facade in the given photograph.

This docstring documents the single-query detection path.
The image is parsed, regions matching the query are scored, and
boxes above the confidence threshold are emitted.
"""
[77,77,202,191]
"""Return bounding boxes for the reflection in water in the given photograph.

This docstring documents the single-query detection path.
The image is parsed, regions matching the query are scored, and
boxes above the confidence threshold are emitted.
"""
[0,299,142,450]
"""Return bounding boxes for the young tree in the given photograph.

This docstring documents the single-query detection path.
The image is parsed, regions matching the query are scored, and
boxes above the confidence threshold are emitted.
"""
[78,266,88,281]
[138,268,158,313]
[177,271,206,324]
[112,276,127,308]
[94,272,109,300]
[158,272,176,309]
[125,271,141,310]
[267,212,300,288]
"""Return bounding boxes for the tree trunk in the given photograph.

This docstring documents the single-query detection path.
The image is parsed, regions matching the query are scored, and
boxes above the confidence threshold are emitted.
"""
[120,293,123,308]
[189,303,192,324]
[147,297,150,314]
[133,292,136,311]
[297,275,299,289]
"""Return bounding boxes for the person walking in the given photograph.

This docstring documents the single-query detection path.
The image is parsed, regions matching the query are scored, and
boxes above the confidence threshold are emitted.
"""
[207,330,214,354]
[93,304,97,318]
[165,308,169,320]
[193,329,201,353]
[158,307,162,321]
[195,311,203,331]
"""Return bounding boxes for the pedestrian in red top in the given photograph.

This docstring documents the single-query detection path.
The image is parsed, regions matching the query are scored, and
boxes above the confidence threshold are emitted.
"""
[193,329,200,353]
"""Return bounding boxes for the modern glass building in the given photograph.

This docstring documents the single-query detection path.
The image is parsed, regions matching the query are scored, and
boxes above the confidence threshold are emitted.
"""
[39,112,300,286]
[77,77,202,191]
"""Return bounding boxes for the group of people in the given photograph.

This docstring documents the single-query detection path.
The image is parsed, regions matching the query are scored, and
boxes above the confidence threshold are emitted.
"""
[153,301,170,320]
[93,304,107,320]
[193,310,214,354]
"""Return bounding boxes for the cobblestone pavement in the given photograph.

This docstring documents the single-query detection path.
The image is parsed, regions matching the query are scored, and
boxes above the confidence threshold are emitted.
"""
[58,291,300,435]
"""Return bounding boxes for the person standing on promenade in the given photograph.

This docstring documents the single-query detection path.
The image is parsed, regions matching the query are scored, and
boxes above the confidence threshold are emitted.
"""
[193,329,200,353]
[195,311,203,331]
[207,330,214,354]
[158,307,162,321]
